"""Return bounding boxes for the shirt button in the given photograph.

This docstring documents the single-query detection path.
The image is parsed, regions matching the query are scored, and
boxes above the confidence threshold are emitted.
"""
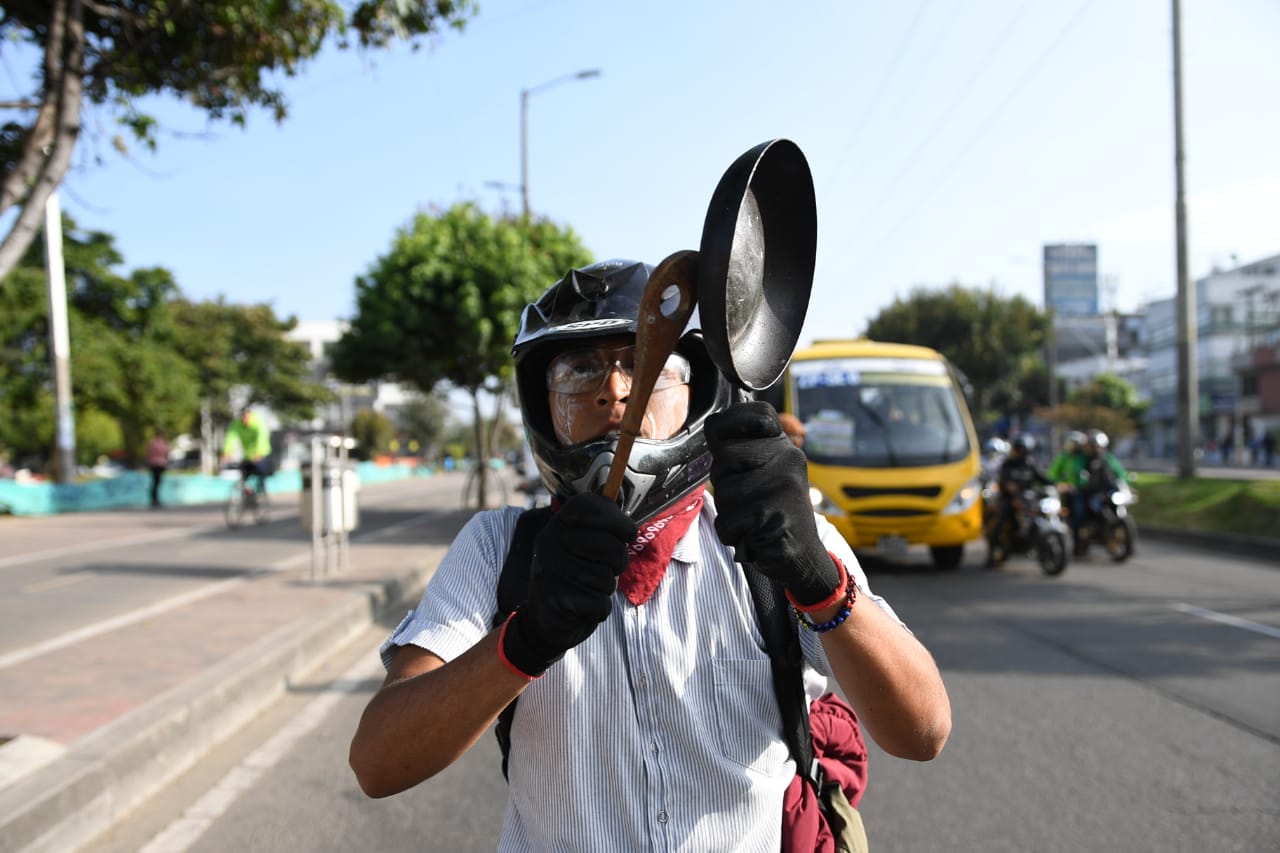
[657,810,669,824]
[650,741,659,754]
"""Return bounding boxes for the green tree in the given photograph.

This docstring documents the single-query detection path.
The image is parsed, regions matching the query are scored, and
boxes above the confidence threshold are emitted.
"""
[0,217,198,466]
[0,0,476,281]
[331,203,592,507]
[0,216,328,470]
[393,394,452,460]
[0,252,51,463]
[864,284,1049,423]
[1050,373,1148,440]
[349,409,394,461]
[170,297,332,437]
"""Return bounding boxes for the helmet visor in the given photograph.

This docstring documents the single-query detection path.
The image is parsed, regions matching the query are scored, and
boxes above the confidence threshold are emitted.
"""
[547,345,691,396]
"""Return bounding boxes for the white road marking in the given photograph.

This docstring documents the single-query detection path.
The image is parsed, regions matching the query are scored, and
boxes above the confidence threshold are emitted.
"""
[0,526,207,569]
[21,572,88,594]
[1172,603,1280,640]
[137,652,383,853]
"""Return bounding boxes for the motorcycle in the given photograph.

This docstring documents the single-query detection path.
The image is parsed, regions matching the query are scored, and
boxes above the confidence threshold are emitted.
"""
[1073,481,1139,562]
[985,483,1070,576]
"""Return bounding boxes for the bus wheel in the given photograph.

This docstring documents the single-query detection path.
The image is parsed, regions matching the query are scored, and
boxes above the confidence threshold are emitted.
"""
[930,545,964,570]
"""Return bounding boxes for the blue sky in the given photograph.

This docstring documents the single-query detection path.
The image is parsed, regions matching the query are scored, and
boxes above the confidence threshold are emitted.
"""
[10,0,1280,347]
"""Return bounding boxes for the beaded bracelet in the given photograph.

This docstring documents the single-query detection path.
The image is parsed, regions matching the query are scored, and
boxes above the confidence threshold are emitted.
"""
[794,576,858,634]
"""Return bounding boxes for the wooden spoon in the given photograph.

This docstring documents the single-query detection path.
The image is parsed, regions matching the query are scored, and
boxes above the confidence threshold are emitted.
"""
[602,250,699,503]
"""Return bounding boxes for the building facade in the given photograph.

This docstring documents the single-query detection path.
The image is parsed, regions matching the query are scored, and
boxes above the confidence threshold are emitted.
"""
[1142,253,1280,461]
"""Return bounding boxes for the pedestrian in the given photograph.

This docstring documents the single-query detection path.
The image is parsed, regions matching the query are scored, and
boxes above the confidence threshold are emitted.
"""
[146,430,169,508]
[1264,430,1276,467]
[348,259,951,850]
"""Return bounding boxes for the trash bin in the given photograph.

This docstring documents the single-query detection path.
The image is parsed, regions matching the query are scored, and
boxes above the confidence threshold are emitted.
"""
[300,463,359,534]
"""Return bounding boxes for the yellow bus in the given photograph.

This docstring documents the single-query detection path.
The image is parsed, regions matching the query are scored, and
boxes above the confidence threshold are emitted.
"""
[769,339,984,569]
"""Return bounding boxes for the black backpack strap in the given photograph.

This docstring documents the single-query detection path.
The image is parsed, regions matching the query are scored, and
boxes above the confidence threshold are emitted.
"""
[492,506,554,780]
[742,563,818,786]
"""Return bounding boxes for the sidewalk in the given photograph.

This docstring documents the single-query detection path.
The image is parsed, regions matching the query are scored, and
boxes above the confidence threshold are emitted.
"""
[0,483,473,853]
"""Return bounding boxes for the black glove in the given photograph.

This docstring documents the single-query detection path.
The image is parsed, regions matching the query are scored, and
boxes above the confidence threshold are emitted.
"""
[705,401,840,607]
[501,492,637,677]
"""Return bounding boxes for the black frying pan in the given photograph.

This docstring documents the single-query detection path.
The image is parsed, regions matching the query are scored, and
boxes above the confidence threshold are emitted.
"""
[698,138,817,392]
[603,140,817,501]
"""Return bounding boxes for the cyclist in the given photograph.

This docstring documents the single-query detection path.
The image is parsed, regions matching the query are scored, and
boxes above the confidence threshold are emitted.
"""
[221,408,272,496]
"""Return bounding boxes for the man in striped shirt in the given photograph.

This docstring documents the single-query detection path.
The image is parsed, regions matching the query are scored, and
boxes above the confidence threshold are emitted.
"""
[349,260,951,851]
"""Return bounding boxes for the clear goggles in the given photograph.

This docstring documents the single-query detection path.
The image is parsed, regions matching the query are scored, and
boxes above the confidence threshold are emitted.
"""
[546,344,692,396]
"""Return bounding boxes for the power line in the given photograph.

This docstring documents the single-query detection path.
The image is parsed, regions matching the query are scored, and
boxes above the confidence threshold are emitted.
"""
[858,0,1099,273]
[847,0,1035,239]
[826,0,932,187]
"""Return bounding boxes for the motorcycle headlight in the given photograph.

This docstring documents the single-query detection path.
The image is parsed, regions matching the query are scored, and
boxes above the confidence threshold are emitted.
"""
[1039,495,1061,515]
[809,485,843,517]
[943,477,982,516]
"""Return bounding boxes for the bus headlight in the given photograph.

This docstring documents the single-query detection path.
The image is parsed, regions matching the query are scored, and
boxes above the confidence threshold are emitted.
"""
[942,477,981,515]
[809,485,843,517]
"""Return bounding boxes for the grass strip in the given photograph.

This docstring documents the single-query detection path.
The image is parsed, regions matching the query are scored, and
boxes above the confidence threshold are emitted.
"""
[1130,473,1280,540]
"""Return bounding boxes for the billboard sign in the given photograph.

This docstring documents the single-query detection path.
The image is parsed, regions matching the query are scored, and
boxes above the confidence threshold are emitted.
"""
[1043,244,1098,317]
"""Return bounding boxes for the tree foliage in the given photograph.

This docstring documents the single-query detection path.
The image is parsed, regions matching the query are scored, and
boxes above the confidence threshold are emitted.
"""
[170,297,328,426]
[1047,373,1148,440]
[0,0,476,281]
[332,203,592,505]
[863,284,1050,422]
[393,394,452,459]
[0,216,329,469]
[349,408,394,461]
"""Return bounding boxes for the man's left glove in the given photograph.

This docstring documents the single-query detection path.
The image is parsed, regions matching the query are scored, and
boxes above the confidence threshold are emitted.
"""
[705,401,841,607]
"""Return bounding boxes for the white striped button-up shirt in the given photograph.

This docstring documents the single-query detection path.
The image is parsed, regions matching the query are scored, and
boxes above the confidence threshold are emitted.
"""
[383,493,898,852]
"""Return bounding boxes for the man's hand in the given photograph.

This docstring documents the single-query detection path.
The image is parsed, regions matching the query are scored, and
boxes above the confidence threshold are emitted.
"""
[705,402,840,607]
[500,492,636,678]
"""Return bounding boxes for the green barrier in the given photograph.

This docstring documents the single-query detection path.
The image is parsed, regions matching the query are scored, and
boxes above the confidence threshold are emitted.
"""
[0,461,430,516]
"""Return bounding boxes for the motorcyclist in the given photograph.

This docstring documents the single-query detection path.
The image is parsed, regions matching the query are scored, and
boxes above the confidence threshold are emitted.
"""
[1076,430,1133,546]
[986,435,1052,566]
[1048,430,1086,487]
[981,436,1010,485]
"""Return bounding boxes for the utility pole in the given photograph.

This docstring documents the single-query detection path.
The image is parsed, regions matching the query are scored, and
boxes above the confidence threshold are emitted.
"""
[1172,0,1198,478]
[44,192,76,483]
[519,69,601,217]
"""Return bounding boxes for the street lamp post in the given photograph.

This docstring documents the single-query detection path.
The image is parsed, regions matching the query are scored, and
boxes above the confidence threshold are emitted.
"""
[520,69,600,217]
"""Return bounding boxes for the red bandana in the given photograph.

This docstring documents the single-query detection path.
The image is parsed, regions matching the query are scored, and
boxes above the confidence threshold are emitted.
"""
[618,486,706,606]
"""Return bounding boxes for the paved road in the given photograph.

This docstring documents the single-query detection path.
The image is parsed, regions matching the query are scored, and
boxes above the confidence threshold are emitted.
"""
[90,533,1280,853]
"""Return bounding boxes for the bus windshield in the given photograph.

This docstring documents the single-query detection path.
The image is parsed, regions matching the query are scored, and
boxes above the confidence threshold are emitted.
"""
[789,357,971,468]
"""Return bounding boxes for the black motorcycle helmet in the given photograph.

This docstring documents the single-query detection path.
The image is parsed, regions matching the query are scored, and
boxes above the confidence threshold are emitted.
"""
[1011,434,1035,455]
[512,259,733,523]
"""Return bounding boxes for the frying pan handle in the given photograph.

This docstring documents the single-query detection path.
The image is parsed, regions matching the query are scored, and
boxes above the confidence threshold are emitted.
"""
[602,250,700,504]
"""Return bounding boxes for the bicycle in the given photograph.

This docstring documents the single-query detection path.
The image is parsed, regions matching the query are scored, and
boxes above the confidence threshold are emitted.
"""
[225,478,271,528]
[460,459,510,509]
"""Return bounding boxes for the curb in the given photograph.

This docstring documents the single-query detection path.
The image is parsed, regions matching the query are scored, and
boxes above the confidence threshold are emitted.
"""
[0,561,433,853]
[1139,525,1280,567]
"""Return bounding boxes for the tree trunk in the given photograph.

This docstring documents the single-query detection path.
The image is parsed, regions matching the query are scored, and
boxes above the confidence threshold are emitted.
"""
[0,0,85,281]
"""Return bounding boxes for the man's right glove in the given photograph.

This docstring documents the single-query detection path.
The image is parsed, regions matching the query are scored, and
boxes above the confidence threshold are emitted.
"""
[499,492,636,678]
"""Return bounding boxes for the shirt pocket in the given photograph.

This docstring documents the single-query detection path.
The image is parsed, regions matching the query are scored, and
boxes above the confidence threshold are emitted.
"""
[712,658,790,777]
